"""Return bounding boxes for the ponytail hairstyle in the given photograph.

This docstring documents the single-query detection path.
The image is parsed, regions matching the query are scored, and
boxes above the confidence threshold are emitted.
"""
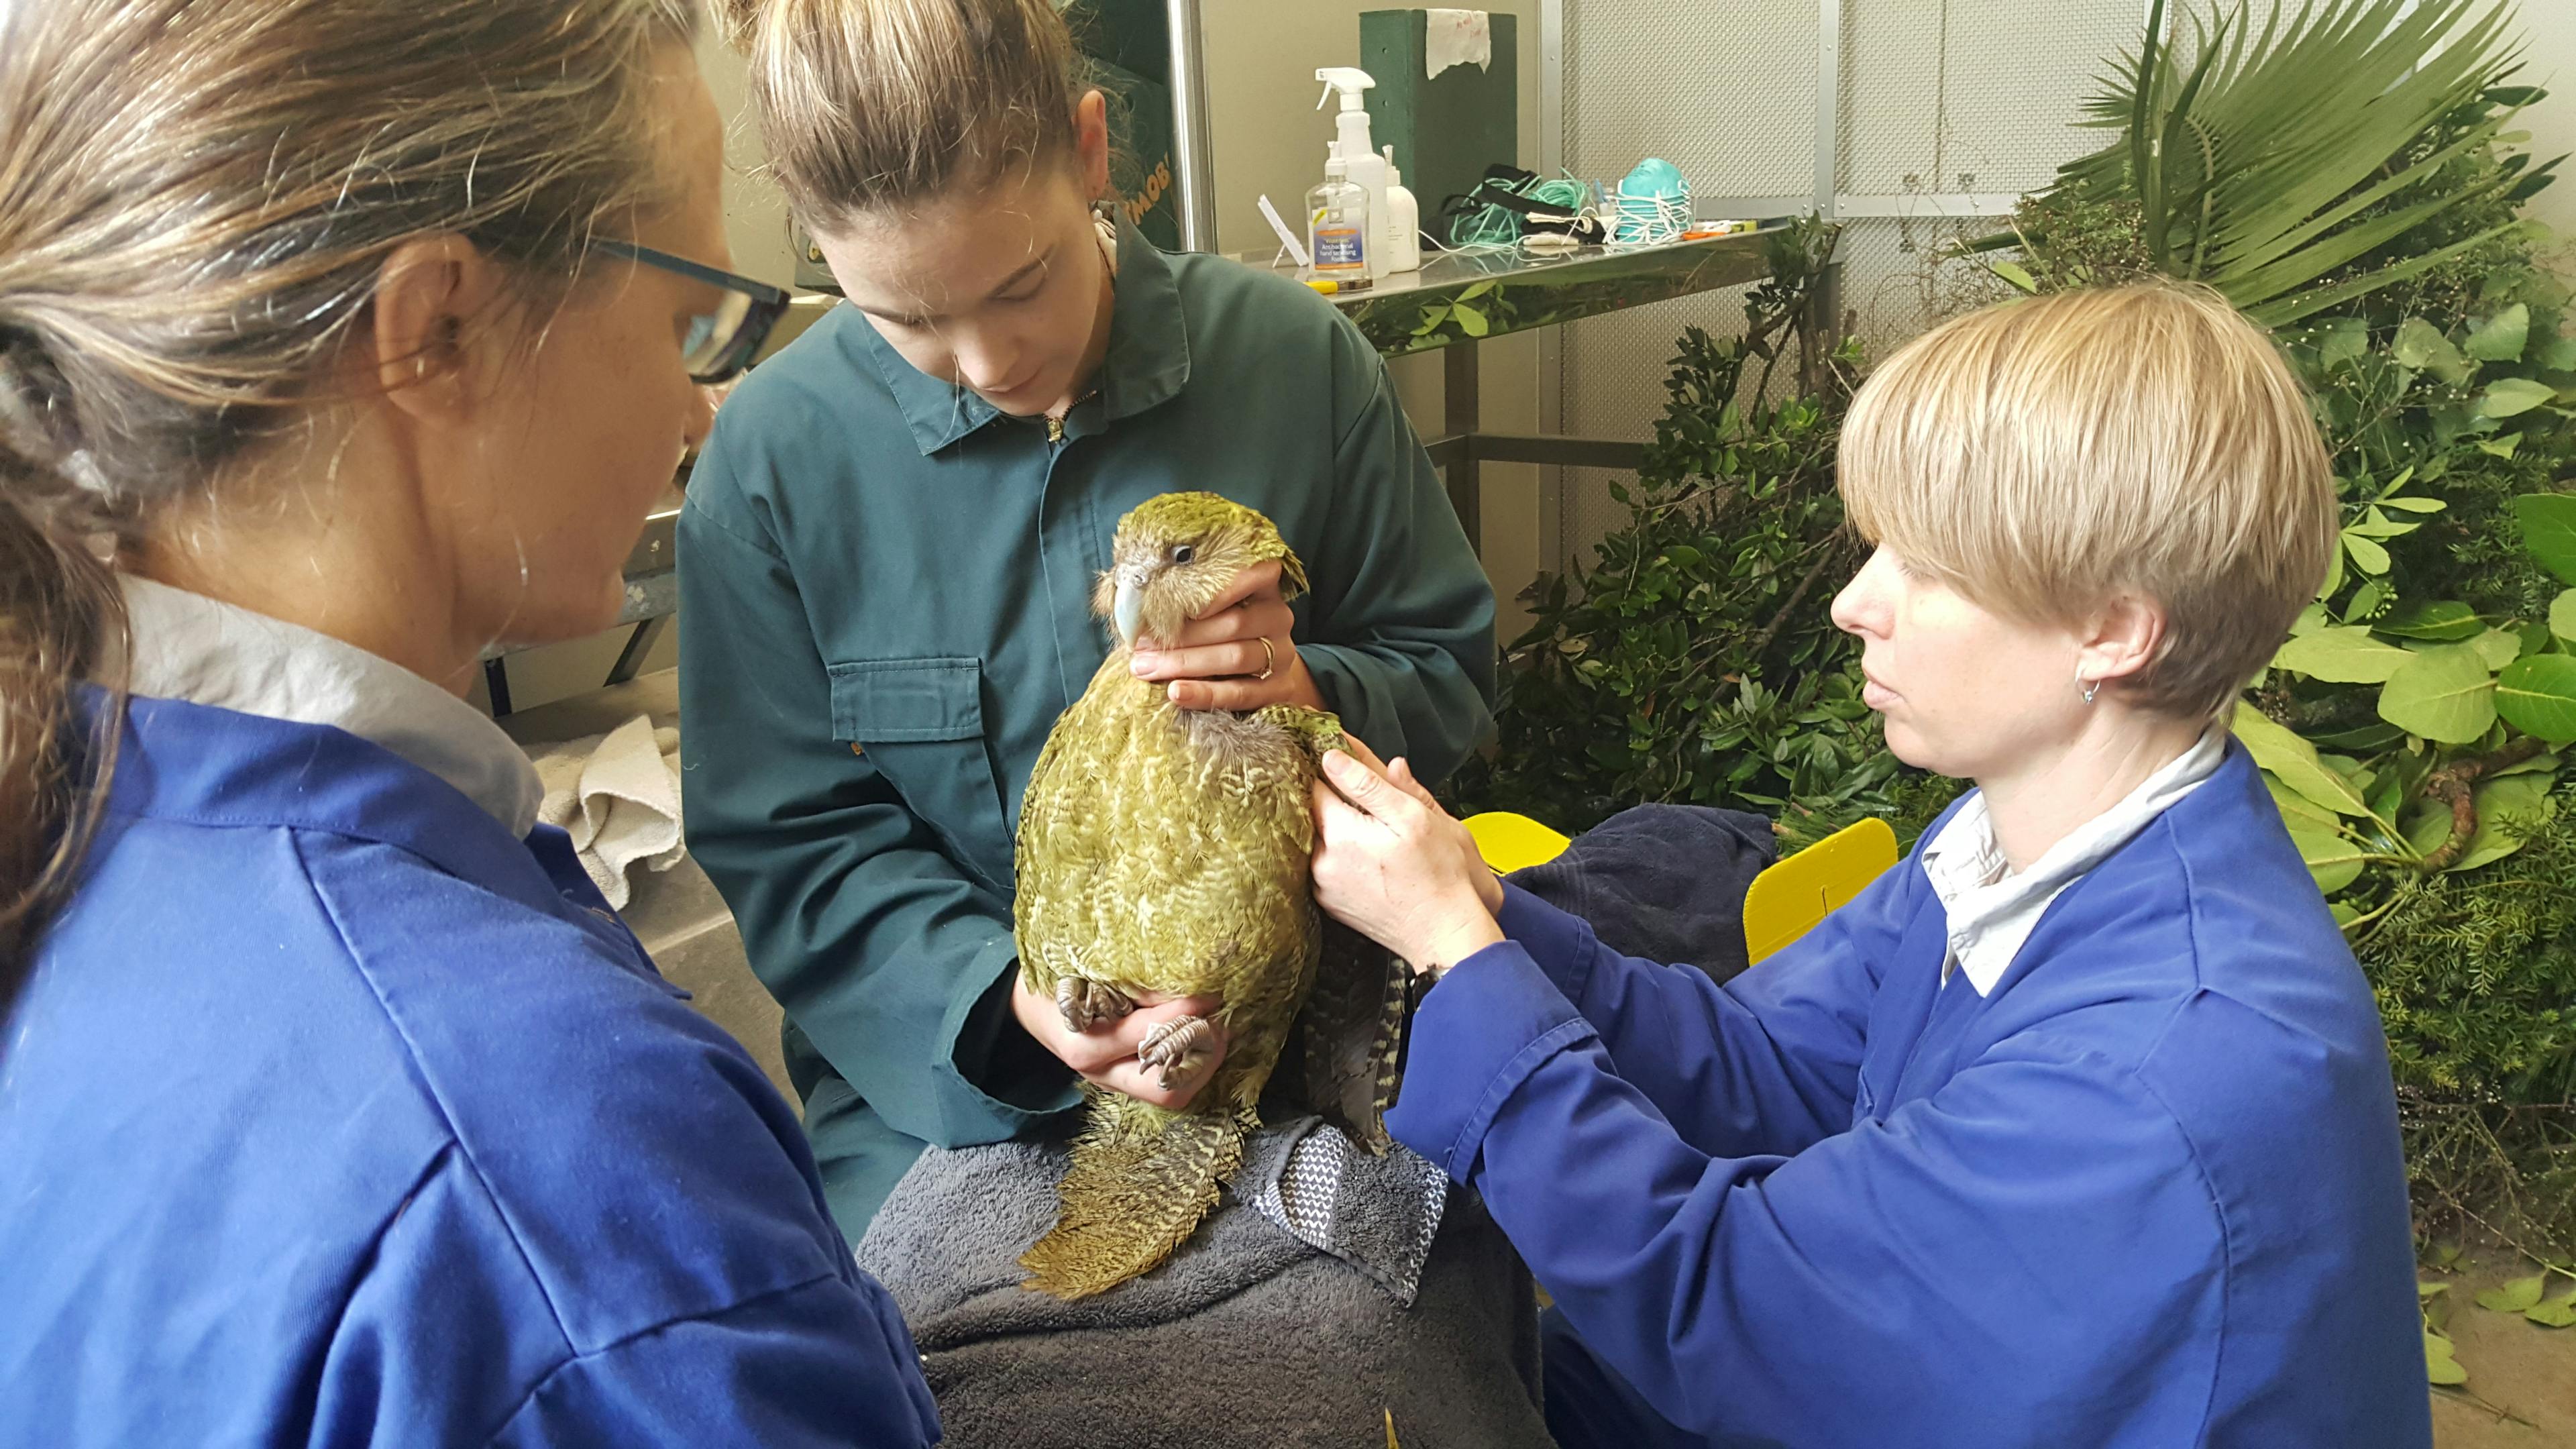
[727,0,1086,229]
[0,0,702,1010]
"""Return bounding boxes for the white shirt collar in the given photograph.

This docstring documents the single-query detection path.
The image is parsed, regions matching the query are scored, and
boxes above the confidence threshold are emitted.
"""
[1918,728,2226,996]
[113,576,544,837]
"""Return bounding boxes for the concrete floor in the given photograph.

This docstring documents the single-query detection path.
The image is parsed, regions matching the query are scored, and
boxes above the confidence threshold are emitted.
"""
[2428,1254,2576,1446]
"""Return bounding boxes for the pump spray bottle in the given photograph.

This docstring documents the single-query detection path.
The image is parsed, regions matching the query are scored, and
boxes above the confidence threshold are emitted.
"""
[1315,68,1390,280]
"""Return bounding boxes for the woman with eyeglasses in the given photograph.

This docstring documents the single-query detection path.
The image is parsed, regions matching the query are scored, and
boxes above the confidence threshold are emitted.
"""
[0,2,934,1444]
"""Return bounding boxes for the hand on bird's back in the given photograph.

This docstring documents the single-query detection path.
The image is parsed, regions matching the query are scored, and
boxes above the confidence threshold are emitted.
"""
[1311,738,1506,975]
[1128,560,1328,713]
[1010,981,1231,1109]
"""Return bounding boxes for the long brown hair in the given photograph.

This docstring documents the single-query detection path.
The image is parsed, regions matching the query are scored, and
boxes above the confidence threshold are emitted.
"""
[728,0,1084,227]
[0,0,700,1008]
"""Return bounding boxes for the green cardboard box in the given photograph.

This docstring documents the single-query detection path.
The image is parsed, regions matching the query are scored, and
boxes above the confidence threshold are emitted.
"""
[1360,9,1519,245]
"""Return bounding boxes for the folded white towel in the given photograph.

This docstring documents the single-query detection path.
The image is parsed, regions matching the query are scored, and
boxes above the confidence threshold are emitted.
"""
[531,714,686,910]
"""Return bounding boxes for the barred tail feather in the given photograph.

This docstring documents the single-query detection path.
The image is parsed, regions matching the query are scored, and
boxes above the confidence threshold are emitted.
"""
[1019,1092,1254,1299]
[1297,919,1413,1152]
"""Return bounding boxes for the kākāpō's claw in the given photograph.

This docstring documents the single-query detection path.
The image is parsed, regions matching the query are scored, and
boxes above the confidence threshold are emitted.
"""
[1136,1014,1216,1091]
[1057,977,1135,1034]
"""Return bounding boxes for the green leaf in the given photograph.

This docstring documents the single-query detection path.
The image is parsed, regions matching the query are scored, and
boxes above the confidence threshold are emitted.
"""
[1456,280,1495,301]
[2232,702,2368,816]
[2480,377,2557,418]
[2394,317,2473,383]
[2377,601,2485,641]
[2425,1330,2468,1386]
[1662,545,1704,569]
[2343,533,2392,574]
[2287,824,2367,894]
[2313,720,2407,751]
[2477,1275,2548,1313]
[2553,591,2576,642]
[2496,655,2576,743]
[2379,496,2447,515]
[2378,643,2498,744]
[1989,261,2038,294]
[2472,627,2524,670]
[2292,602,2329,636]
[2547,336,2576,373]
[2452,775,2555,872]
[2515,494,2576,586]
[2420,1281,2450,1299]
[2404,799,2455,857]
[2528,1290,2576,1329]
[2316,318,2371,369]
[2489,749,2561,780]
[2265,775,2344,833]
[1450,303,1490,338]
[2465,303,2530,361]
[2273,627,2414,683]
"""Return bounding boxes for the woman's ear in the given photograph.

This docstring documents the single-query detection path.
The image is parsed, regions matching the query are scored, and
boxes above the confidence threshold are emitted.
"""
[1074,89,1112,205]
[2079,592,2169,686]
[368,234,511,423]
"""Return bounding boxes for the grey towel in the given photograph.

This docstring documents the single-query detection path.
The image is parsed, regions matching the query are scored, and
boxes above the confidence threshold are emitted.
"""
[1508,803,1776,983]
[857,1124,1550,1449]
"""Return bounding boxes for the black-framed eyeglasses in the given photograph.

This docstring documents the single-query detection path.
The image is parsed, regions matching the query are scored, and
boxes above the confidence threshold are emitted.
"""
[592,239,792,384]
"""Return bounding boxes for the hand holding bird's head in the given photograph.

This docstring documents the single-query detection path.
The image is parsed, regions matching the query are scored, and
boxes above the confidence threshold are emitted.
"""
[1094,491,1309,648]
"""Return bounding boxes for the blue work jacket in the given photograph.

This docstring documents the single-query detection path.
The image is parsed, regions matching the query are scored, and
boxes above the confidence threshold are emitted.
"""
[0,695,939,1447]
[1387,746,2428,1447]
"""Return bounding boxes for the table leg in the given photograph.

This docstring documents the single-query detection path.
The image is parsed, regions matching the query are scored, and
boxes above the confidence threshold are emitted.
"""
[1444,343,1482,555]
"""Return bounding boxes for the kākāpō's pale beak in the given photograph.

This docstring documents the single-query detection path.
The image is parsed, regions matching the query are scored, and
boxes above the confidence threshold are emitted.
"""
[1113,575,1146,647]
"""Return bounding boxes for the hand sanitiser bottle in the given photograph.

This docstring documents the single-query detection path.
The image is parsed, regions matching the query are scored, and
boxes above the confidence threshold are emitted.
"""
[1381,145,1421,273]
[1307,152,1371,288]
[1315,68,1389,280]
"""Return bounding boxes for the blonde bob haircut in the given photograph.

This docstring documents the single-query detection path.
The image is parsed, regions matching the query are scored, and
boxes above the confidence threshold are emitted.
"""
[1838,283,2338,722]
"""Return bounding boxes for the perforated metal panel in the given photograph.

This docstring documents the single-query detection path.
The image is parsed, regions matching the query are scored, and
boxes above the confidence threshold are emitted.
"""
[1554,0,2149,572]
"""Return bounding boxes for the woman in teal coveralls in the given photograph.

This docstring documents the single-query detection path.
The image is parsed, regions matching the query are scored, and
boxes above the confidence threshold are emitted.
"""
[679,0,1495,1240]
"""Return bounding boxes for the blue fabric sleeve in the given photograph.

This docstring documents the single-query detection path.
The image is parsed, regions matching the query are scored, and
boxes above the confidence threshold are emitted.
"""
[486,1276,938,1448]
[1387,951,2224,1444]
[1293,317,1496,784]
[1487,862,1914,1159]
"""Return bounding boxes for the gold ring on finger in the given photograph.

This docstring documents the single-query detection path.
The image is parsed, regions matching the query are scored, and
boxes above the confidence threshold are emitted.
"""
[1256,637,1277,681]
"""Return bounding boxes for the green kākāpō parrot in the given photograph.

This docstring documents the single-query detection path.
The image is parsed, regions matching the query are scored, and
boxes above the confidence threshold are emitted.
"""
[1014,491,1410,1300]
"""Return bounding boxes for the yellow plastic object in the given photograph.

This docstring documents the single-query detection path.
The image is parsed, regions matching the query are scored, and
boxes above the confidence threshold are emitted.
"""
[1462,812,1574,875]
[1742,816,1900,964]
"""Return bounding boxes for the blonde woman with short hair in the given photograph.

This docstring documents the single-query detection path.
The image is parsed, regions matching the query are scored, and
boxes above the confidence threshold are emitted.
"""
[1313,286,2427,1448]
[0,1,933,1442]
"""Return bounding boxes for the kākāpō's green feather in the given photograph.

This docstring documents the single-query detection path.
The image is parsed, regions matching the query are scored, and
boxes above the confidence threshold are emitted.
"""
[1013,492,1407,1300]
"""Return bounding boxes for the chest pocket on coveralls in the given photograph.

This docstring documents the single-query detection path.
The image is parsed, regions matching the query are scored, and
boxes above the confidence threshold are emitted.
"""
[826,657,1013,886]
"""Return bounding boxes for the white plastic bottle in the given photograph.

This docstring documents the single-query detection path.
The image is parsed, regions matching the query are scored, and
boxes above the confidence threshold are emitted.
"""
[1381,145,1421,273]
[1307,153,1372,287]
[1316,68,1390,279]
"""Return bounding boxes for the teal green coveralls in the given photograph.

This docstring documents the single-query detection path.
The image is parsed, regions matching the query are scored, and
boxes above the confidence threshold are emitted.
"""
[676,225,1497,1240]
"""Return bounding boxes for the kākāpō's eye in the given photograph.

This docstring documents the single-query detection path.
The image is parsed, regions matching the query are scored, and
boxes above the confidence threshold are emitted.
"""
[1172,544,1197,565]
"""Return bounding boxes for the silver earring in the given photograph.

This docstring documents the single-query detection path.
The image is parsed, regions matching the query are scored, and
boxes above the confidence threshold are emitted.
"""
[2078,673,2101,705]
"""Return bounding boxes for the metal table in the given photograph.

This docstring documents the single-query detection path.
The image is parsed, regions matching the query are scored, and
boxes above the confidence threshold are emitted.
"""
[1267,227,1779,553]
[486,228,1782,714]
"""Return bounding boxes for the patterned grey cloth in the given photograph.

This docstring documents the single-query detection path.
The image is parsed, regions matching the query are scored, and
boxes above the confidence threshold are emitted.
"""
[1236,1116,1450,1305]
[855,1122,1548,1449]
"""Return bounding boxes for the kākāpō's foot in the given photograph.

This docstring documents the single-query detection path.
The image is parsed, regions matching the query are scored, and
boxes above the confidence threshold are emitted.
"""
[1057,977,1135,1034]
[1136,1014,1216,1091]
